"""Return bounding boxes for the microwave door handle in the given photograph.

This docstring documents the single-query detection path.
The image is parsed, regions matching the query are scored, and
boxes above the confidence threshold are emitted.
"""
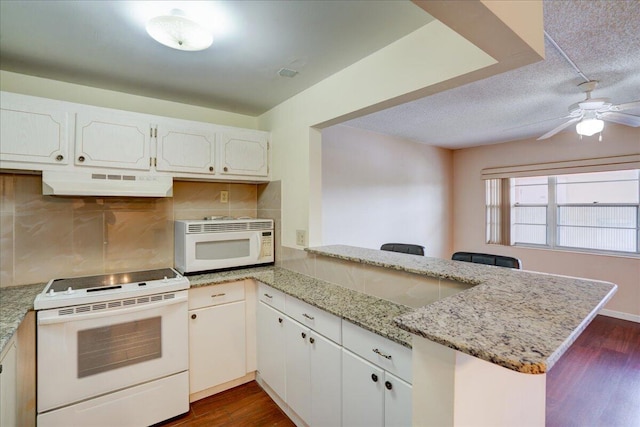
[255,234,261,258]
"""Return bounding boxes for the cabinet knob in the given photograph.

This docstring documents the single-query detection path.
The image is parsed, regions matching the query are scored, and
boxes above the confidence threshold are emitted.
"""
[55,154,64,161]
[78,155,85,162]
[191,314,197,319]
[385,381,393,390]
[209,166,214,172]
[223,166,228,172]
[371,373,378,382]
[278,317,283,324]
[309,337,315,344]
[301,332,307,339]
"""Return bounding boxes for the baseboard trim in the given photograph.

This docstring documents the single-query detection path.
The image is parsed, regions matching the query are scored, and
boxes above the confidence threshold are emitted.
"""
[189,372,255,403]
[599,308,640,323]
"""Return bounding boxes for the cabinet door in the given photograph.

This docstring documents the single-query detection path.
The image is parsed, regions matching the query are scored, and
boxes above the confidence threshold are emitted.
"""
[342,349,384,427]
[384,372,412,427]
[189,301,246,394]
[75,111,152,170]
[156,121,216,175]
[0,340,18,427]
[219,130,268,177]
[285,318,311,423]
[0,94,70,167]
[310,332,342,427]
[256,302,286,399]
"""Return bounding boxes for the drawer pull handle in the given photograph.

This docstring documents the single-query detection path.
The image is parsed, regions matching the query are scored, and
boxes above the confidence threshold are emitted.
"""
[309,337,315,344]
[371,373,378,382]
[373,348,392,360]
[301,332,307,339]
[302,313,315,320]
[264,293,273,299]
[211,293,226,298]
[385,381,393,390]
[278,318,283,324]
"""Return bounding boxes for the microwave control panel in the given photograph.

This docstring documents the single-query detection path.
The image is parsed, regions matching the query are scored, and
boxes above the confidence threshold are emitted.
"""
[261,231,273,258]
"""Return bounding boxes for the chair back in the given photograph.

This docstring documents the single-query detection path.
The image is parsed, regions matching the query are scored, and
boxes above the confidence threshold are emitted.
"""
[380,243,425,256]
[451,252,522,269]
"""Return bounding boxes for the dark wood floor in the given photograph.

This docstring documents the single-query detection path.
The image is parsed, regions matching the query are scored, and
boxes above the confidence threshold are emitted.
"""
[546,315,640,427]
[157,381,294,427]
[159,315,639,427]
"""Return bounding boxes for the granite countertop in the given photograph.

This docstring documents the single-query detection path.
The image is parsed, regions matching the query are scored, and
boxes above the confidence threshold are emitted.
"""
[0,266,412,355]
[0,283,45,354]
[306,245,618,374]
[189,266,413,347]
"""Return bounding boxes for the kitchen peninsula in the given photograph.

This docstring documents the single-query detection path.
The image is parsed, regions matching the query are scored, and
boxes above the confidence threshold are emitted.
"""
[307,245,617,426]
[1,246,617,427]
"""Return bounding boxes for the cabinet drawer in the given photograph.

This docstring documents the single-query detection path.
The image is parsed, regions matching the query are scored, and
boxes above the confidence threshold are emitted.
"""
[258,282,286,312]
[189,281,245,310]
[342,320,412,383]
[285,296,341,344]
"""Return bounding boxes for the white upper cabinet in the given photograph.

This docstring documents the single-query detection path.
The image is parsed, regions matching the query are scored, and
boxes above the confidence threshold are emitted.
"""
[0,92,71,168]
[155,119,216,176]
[0,92,270,182]
[75,109,152,171]
[219,130,269,177]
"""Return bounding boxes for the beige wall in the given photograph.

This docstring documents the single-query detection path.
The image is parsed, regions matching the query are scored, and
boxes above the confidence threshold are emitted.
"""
[322,125,452,258]
[452,124,640,317]
[0,174,259,287]
[0,70,258,129]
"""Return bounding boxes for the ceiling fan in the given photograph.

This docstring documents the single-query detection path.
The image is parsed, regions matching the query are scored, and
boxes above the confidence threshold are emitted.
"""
[537,80,640,140]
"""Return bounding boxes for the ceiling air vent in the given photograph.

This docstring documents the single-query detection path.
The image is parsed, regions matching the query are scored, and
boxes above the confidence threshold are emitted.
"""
[278,68,298,78]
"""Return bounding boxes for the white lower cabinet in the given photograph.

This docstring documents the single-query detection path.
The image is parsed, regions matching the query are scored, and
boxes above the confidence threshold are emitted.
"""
[188,282,247,398]
[342,349,384,427]
[342,349,412,427]
[0,339,18,427]
[284,317,342,427]
[257,301,286,399]
[256,284,411,427]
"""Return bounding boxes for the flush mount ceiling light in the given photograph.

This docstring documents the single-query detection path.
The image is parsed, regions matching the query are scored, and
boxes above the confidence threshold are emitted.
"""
[146,9,213,51]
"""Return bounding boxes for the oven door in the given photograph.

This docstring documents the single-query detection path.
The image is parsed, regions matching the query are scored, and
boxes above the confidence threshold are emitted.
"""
[37,290,188,413]
[185,230,263,272]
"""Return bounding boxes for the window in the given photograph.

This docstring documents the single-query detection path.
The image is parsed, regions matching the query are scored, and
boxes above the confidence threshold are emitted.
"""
[489,169,640,255]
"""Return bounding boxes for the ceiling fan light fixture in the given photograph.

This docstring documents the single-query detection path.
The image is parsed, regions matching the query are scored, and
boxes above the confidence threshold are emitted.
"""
[576,118,604,136]
[146,9,213,51]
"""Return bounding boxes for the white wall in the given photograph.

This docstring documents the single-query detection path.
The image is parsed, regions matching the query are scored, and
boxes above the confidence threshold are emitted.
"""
[259,20,496,249]
[322,125,452,258]
[452,124,640,318]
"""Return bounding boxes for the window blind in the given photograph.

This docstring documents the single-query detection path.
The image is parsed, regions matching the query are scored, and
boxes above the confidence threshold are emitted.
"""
[481,154,640,180]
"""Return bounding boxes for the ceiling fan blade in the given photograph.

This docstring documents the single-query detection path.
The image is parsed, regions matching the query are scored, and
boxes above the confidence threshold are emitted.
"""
[537,117,581,140]
[600,111,640,127]
[615,100,640,112]
[504,115,572,132]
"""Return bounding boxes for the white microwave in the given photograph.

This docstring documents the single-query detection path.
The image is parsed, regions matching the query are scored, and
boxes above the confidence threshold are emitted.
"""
[174,219,274,274]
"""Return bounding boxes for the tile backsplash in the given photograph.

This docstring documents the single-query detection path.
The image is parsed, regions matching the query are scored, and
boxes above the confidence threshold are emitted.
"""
[0,173,281,287]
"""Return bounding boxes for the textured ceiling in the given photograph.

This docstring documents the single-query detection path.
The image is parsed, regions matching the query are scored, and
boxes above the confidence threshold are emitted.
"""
[0,0,432,116]
[344,0,640,148]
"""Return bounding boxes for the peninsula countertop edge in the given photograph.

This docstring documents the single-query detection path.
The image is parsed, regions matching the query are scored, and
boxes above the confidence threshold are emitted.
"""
[306,244,618,374]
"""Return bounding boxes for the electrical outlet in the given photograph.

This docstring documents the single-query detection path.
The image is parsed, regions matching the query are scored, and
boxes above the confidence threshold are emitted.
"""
[296,230,306,246]
[220,191,228,203]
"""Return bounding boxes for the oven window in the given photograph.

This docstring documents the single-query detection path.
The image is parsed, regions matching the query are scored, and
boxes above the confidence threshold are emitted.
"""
[196,239,250,260]
[77,317,161,378]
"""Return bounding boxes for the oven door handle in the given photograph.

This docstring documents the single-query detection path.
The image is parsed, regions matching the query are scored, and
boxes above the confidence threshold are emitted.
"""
[37,293,188,325]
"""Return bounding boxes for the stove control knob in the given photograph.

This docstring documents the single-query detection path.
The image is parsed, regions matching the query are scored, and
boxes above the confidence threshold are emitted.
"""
[163,276,168,283]
[48,289,56,296]
[65,287,74,295]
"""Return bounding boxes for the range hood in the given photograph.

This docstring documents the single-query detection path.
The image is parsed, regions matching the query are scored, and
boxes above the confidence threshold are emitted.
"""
[42,170,173,197]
